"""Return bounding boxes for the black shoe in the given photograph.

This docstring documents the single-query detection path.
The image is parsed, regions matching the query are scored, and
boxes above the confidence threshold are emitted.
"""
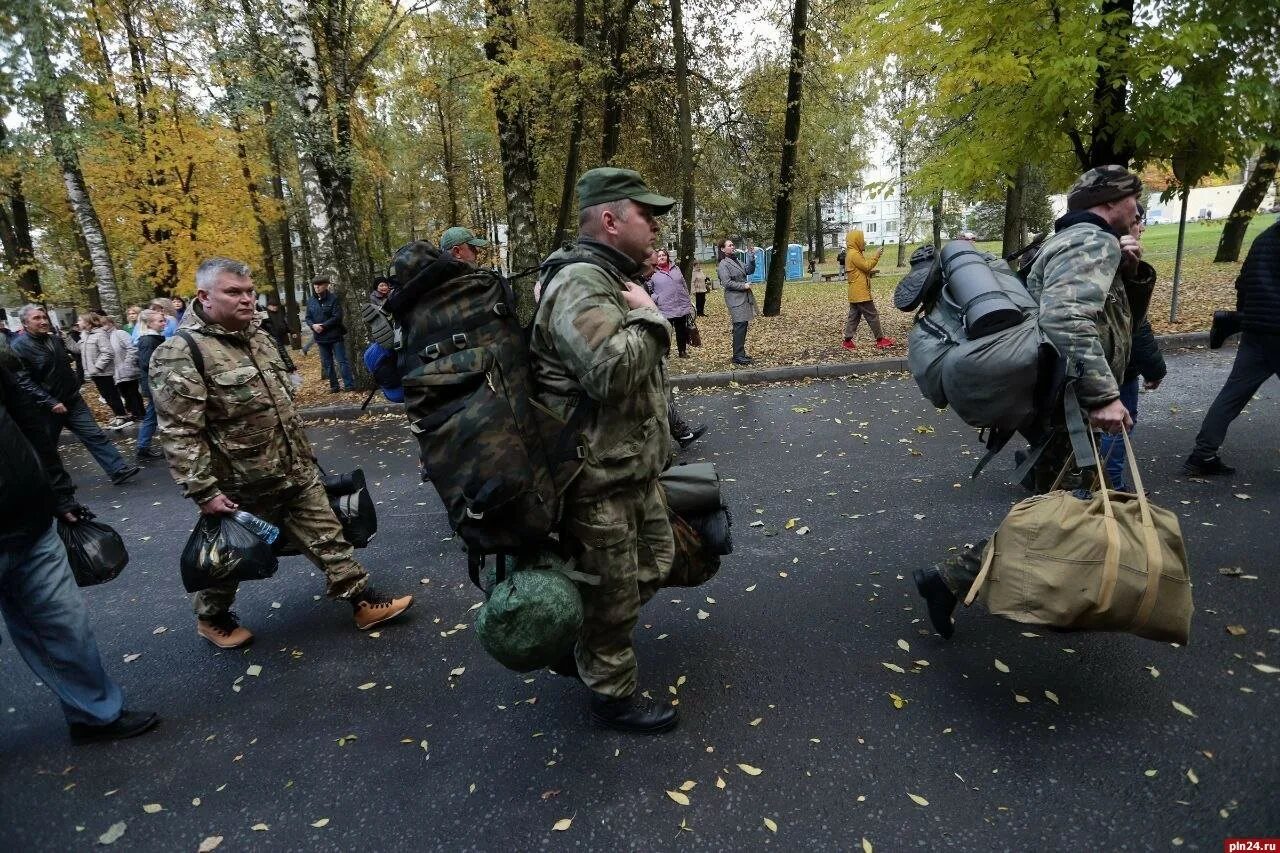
[913,567,957,639]
[1209,310,1241,350]
[732,357,752,366]
[329,387,342,394]
[109,465,141,485]
[589,693,679,734]
[69,709,160,745]
[1182,454,1236,476]
[675,424,707,449]
[136,446,164,462]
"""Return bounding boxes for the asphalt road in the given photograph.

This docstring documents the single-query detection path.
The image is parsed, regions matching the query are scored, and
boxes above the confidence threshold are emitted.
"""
[2,343,1277,851]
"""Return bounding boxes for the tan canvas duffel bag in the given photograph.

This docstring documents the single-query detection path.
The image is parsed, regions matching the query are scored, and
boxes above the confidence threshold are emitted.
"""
[964,430,1192,644]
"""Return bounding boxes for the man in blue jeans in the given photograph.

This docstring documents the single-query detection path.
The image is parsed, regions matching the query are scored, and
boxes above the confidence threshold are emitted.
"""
[305,275,356,392]
[11,305,140,485]
[0,349,158,744]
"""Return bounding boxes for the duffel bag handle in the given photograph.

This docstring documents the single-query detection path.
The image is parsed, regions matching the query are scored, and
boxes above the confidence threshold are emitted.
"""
[1121,429,1164,631]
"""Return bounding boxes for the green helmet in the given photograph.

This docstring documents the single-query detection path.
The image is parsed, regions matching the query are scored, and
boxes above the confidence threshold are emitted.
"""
[476,570,583,672]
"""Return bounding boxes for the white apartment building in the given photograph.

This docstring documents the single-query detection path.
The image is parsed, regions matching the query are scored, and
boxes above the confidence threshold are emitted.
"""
[822,130,928,249]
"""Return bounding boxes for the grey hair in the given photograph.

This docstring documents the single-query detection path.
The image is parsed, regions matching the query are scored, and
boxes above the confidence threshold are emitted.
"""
[139,309,162,325]
[195,257,252,291]
[17,303,48,324]
[578,199,632,235]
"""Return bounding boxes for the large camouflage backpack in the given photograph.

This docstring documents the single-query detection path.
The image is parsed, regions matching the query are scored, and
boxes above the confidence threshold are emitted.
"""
[385,241,579,583]
[898,241,1060,476]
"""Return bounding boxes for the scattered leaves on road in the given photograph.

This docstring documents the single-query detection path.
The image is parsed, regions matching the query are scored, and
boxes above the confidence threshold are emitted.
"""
[666,790,690,806]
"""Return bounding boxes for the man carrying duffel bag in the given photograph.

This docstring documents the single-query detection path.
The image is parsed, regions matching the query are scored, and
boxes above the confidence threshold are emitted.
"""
[913,165,1175,640]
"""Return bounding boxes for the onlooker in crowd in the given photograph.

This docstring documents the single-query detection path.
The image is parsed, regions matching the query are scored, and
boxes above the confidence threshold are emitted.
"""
[151,257,413,649]
[11,306,140,485]
[80,313,131,428]
[261,296,298,373]
[1183,219,1280,475]
[532,168,679,733]
[105,315,145,422]
[638,249,706,450]
[131,299,177,342]
[305,275,355,392]
[0,311,14,341]
[842,229,894,350]
[718,238,758,366]
[440,226,490,267]
[0,345,158,744]
[1098,202,1164,490]
[914,165,1151,639]
[648,248,695,358]
[123,305,142,334]
[171,296,187,325]
[134,309,167,462]
[691,269,713,317]
[369,277,393,309]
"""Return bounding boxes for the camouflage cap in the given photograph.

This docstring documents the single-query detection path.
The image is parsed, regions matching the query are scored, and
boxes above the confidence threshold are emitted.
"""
[439,226,490,251]
[1066,165,1143,211]
[576,167,675,214]
[388,240,442,283]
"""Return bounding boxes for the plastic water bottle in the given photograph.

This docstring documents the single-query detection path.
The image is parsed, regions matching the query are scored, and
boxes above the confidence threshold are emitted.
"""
[233,510,280,546]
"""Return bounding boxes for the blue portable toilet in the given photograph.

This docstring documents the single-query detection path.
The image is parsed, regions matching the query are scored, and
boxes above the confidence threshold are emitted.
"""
[785,244,804,280]
[745,247,766,283]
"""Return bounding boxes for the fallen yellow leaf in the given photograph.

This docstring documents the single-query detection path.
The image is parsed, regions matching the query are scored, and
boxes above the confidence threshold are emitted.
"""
[310,818,330,828]
[863,838,873,853]
[197,837,223,853]
[716,776,726,789]
[737,763,763,776]
[749,717,763,726]
[1171,700,1197,718]
[908,793,929,806]
[882,662,905,673]
[1252,663,1280,674]
[666,790,691,806]
[251,823,269,831]
[994,659,1010,673]
[763,817,778,833]
[142,804,162,814]
[1044,690,1060,705]
[1014,694,1030,703]
[679,780,696,791]
[552,817,573,831]
[785,518,798,529]
[1186,769,1199,784]
[896,639,910,652]
[358,682,376,690]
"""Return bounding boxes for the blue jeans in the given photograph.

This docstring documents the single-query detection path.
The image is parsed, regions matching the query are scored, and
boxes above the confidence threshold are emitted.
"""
[50,395,129,477]
[318,341,355,390]
[1098,377,1140,489]
[0,522,124,726]
[137,390,158,451]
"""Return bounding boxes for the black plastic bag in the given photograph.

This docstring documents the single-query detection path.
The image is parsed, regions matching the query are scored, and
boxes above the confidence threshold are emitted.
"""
[180,514,279,593]
[57,519,129,587]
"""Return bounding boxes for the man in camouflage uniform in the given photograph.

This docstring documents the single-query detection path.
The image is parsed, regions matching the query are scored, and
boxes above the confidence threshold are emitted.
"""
[530,168,679,733]
[913,165,1153,639]
[439,226,490,267]
[150,257,413,649]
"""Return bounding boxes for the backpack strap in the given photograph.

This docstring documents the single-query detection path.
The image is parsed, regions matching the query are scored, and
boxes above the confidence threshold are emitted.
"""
[175,330,206,379]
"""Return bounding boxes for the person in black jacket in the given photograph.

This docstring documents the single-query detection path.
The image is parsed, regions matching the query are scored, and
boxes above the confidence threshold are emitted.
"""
[10,305,140,484]
[1184,219,1280,475]
[304,275,355,392]
[0,341,159,744]
[1099,205,1166,490]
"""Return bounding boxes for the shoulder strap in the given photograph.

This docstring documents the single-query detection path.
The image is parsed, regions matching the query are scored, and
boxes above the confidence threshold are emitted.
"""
[175,329,205,378]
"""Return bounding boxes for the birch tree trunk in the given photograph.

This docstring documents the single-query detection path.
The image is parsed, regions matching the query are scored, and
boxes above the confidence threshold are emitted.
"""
[17,3,121,317]
[670,0,697,284]
[551,0,586,251]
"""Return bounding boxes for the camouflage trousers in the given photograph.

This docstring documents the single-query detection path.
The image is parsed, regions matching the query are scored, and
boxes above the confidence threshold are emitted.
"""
[192,473,368,618]
[938,430,1101,597]
[562,479,674,699]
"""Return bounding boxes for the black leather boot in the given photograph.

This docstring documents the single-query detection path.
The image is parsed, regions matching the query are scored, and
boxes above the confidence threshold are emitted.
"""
[913,567,957,639]
[589,692,679,734]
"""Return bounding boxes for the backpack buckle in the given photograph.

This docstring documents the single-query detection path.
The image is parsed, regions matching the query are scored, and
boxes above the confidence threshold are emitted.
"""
[493,302,509,317]
[452,333,468,348]
[423,343,441,360]
[465,507,485,521]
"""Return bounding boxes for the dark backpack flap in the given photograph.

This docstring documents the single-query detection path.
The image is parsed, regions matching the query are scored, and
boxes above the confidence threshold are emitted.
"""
[57,519,129,587]
[333,487,377,548]
[180,514,279,593]
[659,463,723,516]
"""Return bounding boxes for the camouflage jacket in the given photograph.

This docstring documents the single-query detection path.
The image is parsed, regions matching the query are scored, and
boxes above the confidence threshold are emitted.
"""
[1025,215,1148,408]
[150,304,314,503]
[531,239,672,497]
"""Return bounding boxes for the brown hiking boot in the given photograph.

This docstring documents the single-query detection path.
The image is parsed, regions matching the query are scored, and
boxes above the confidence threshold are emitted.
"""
[197,612,254,649]
[351,586,414,630]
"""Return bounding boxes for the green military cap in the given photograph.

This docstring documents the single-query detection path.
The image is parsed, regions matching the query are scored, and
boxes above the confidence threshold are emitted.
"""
[1066,165,1143,211]
[576,167,676,213]
[439,226,490,251]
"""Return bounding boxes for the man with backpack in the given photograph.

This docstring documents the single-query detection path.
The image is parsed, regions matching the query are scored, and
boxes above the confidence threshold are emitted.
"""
[530,168,679,733]
[150,257,413,650]
[913,165,1152,639]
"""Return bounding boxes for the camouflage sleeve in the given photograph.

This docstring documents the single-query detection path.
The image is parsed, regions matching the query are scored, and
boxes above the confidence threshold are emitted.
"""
[1037,228,1123,408]
[549,265,670,404]
[149,339,221,504]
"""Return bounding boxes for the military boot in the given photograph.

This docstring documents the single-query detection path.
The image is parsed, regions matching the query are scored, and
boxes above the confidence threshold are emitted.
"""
[197,612,254,649]
[351,586,414,630]
[589,692,679,734]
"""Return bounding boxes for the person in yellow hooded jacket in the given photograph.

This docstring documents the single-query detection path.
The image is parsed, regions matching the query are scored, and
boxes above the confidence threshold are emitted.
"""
[842,229,895,350]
